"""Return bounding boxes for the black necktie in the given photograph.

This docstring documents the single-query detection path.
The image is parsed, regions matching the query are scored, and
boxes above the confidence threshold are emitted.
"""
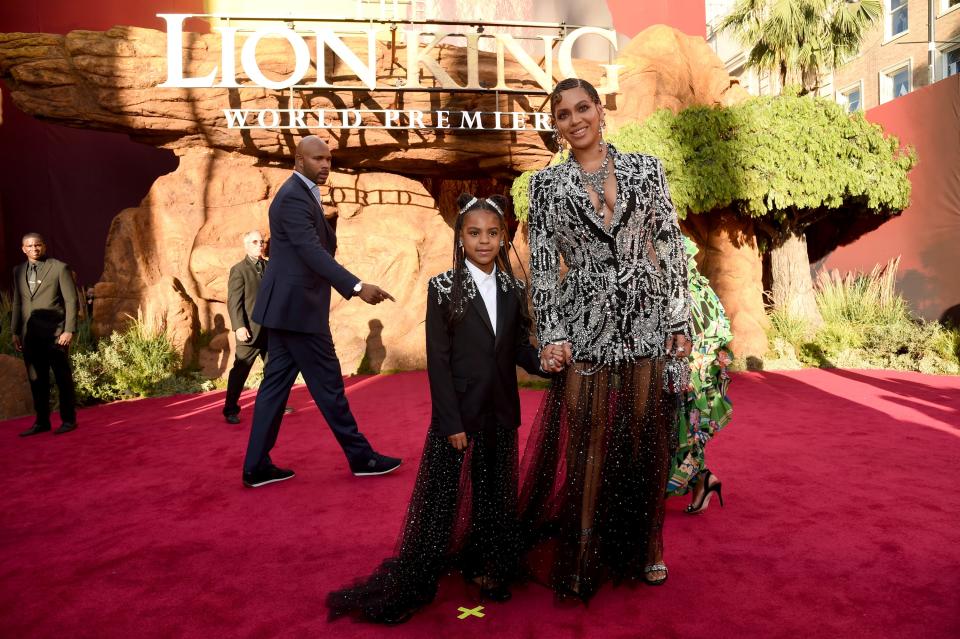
[27,263,40,295]
[255,259,265,276]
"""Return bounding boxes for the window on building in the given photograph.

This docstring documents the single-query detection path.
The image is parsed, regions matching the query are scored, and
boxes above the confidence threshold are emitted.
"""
[943,0,960,13]
[880,62,911,103]
[838,83,862,112]
[887,0,908,39]
[945,47,960,79]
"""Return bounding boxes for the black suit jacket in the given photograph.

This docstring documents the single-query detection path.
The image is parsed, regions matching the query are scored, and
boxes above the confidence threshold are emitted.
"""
[11,258,78,341]
[426,269,546,437]
[227,257,264,344]
[252,174,359,334]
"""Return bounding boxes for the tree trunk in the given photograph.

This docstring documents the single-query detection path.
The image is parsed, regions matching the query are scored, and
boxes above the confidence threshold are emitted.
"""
[684,211,769,365]
[769,228,823,328]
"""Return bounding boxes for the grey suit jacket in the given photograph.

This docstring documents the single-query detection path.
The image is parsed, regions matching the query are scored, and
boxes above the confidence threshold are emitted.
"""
[227,257,264,343]
[11,258,78,341]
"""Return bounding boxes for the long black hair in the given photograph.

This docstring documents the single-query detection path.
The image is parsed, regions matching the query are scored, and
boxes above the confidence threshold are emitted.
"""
[446,192,532,332]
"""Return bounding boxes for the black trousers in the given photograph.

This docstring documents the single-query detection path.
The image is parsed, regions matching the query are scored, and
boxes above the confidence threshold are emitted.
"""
[243,327,374,473]
[23,335,76,426]
[223,335,267,417]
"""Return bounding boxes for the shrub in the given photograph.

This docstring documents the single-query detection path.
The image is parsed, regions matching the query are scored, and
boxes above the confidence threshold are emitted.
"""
[0,291,17,357]
[72,314,188,403]
[764,258,960,375]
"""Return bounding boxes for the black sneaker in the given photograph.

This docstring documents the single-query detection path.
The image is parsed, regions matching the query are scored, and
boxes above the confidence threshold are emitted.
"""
[242,465,295,488]
[351,453,402,477]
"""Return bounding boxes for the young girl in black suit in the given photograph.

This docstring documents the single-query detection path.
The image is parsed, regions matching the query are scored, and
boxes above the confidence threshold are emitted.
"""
[327,194,554,624]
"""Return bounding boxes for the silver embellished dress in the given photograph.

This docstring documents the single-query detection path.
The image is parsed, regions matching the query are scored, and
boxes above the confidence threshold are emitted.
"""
[518,146,692,601]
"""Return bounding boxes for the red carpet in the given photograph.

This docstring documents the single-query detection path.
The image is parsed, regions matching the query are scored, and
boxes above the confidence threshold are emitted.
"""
[1,369,958,638]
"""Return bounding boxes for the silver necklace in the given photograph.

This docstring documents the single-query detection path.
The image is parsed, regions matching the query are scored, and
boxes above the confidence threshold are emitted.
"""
[576,143,611,218]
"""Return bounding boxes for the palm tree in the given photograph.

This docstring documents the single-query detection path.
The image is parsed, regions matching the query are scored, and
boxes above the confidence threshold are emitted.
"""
[719,0,882,95]
[718,0,882,327]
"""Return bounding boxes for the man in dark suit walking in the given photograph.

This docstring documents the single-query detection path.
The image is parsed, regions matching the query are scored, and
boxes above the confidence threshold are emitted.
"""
[11,233,79,436]
[242,135,401,487]
[222,230,268,424]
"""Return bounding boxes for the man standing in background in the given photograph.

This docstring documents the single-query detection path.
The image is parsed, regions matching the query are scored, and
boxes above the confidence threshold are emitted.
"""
[12,233,79,436]
[223,230,268,425]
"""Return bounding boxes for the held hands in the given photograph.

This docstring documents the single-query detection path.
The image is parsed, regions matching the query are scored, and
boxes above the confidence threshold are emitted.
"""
[540,341,573,373]
[358,283,396,305]
[664,333,691,358]
[56,331,73,348]
[448,432,468,451]
[235,327,252,343]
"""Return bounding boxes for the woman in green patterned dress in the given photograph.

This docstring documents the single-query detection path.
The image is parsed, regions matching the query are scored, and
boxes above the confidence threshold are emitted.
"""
[666,237,733,513]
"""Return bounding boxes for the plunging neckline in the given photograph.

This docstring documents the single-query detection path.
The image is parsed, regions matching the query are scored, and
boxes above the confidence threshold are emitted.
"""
[570,147,623,236]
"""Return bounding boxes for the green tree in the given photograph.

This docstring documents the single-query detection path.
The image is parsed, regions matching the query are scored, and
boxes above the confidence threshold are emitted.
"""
[718,0,882,95]
[717,0,883,325]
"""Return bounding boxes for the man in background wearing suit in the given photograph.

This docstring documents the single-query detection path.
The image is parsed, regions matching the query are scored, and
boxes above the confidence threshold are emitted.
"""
[12,233,78,436]
[241,135,401,487]
[222,230,268,425]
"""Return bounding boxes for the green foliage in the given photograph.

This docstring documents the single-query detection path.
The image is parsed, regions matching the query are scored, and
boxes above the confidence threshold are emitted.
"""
[71,315,208,403]
[718,0,882,94]
[815,258,908,325]
[510,170,535,225]
[511,95,915,228]
[764,259,960,375]
[0,291,16,358]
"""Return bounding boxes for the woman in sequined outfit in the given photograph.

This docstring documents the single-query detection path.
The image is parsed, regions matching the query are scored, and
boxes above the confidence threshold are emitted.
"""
[519,78,692,599]
[666,237,733,513]
[326,194,551,624]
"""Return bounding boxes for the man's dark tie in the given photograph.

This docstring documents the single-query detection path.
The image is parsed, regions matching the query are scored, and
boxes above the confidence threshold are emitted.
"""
[27,263,40,295]
[255,258,265,276]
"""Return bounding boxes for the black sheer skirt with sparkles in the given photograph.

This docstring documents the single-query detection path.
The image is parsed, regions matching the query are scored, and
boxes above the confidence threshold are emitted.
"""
[518,357,678,602]
[326,426,521,623]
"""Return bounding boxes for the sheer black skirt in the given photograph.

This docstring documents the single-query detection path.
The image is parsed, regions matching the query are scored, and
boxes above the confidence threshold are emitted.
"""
[326,426,521,623]
[518,357,676,601]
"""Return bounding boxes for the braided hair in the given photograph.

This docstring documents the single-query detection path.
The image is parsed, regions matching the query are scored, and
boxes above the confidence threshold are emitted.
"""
[447,193,531,332]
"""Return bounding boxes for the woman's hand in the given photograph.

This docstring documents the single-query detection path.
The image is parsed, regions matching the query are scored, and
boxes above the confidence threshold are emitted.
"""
[448,432,468,451]
[665,333,691,358]
[540,343,570,373]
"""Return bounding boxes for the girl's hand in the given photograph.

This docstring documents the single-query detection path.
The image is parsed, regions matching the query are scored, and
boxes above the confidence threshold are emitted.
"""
[448,432,468,451]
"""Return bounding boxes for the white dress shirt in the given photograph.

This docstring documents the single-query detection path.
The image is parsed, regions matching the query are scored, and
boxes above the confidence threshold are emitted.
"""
[465,259,497,335]
[293,171,322,206]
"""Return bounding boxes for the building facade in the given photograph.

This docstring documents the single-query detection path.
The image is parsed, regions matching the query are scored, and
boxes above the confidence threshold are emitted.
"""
[706,0,960,109]
[833,0,960,112]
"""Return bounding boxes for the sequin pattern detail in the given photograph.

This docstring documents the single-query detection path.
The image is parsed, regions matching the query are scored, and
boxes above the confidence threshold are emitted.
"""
[527,147,692,362]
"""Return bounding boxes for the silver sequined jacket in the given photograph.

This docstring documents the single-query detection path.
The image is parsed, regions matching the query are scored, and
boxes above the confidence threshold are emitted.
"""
[528,146,692,364]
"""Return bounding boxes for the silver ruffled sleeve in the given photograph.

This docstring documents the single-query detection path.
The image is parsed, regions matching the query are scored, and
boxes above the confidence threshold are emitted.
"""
[653,158,692,339]
[528,171,568,350]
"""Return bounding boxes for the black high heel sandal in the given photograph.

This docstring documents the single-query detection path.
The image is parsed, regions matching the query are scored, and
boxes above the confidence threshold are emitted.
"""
[685,469,724,514]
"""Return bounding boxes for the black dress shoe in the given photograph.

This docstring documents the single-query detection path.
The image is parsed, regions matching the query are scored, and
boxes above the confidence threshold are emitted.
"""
[242,465,295,487]
[53,422,77,435]
[479,583,512,602]
[350,452,402,476]
[225,413,241,424]
[19,423,51,437]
